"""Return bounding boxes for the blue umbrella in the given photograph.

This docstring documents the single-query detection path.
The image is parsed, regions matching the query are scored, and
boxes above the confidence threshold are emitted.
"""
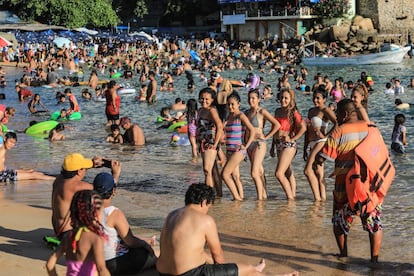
[40,29,55,37]
[95,31,112,39]
[71,32,92,43]
[53,36,71,48]
[58,30,75,39]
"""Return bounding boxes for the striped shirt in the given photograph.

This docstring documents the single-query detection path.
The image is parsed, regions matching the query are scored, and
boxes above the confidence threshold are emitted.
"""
[320,121,368,205]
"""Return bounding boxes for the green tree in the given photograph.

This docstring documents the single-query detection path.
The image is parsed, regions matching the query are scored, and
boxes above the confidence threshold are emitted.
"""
[313,0,351,19]
[0,0,119,28]
[112,0,148,20]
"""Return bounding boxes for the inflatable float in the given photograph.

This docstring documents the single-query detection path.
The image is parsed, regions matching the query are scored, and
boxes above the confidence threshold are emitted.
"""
[117,88,136,95]
[170,133,190,146]
[51,111,82,121]
[110,72,122,79]
[189,50,201,62]
[78,80,109,86]
[95,96,106,102]
[167,121,188,133]
[25,120,59,137]
[156,116,164,123]
[0,125,7,144]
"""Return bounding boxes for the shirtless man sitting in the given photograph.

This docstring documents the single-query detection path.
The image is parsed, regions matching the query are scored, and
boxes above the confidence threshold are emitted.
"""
[156,183,267,276]
[0,132,55,182]
[120,116,145,146]
[51,152,121,238]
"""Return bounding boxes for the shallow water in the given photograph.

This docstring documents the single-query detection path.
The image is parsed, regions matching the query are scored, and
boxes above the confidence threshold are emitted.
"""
[1,60,414,274]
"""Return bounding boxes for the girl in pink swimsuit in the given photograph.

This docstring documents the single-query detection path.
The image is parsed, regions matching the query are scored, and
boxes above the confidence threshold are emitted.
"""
[46,190,110,276]
[186,99,199,163]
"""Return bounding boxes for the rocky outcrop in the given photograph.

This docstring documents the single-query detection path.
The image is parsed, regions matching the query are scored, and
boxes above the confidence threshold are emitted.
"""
[303,16,384,56]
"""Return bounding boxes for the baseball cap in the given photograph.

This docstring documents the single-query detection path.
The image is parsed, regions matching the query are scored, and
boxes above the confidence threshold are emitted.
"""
[62,153,93,171]
[93,172,116,197]
[120,116,130,126]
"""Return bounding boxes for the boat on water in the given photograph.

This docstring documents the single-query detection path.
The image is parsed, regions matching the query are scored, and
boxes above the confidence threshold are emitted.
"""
[301,43,411,66]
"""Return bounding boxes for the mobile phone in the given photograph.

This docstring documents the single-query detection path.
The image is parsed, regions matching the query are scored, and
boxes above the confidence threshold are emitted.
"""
[102,159,112,168]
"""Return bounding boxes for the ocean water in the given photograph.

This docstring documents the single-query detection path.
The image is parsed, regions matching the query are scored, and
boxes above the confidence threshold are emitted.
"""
[1,60,414,274]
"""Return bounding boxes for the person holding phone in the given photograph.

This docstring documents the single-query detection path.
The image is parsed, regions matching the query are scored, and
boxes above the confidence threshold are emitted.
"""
[51,152,121,240]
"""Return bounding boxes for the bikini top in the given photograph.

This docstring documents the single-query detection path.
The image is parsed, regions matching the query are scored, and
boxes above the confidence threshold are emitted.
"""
[72,226,90,253]
[275,111,302,133]
[247,108,262,128]
[310,116,329,129]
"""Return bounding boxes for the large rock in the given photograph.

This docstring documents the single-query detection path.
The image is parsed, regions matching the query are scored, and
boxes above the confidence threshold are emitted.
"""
[317,28,331,42]
[354,18,375,31]
[330,25,350,41]
[352,15,364,25]
[355,29,378,43]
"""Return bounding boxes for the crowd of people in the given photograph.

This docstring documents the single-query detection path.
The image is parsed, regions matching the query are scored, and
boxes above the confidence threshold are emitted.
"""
[0,33,410,275]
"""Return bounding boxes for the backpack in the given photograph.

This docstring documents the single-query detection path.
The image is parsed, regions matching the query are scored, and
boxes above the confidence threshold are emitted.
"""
[345,124,395,214]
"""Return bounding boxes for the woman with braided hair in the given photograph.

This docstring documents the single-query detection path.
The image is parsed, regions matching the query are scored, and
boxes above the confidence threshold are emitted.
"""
[270,89,306,200]
[46,190,110,276]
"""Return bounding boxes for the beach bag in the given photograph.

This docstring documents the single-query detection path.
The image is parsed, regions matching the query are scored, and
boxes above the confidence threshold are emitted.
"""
[345,124,395,214]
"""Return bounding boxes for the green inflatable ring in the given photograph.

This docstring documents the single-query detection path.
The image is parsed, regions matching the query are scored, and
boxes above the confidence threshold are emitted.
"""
[110,72,122,79]
[25,120,59,137]
[167,121,187,131]
[51,111,81,121]
[69,112,82,121]
[156,116,164,123]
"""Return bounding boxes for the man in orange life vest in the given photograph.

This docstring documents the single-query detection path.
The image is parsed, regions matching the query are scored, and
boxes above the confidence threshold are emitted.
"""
[314,98,384,263]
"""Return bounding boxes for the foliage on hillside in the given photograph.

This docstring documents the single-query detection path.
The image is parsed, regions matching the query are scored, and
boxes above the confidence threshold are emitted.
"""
[0,0,218,28]
[313,0,351,19]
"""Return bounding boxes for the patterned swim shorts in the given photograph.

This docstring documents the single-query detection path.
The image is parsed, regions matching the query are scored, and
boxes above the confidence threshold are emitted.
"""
[0,169,18,182]
[332,203,383,235]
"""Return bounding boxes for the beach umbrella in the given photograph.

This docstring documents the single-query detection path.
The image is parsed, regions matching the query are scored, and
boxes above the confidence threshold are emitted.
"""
[53,36,71,48]
[130,31,154,43]
[71,32,92,43]
[95,31,112,39]
[74,27,98,36]
[59,30,75,39]
[0,35,12,47]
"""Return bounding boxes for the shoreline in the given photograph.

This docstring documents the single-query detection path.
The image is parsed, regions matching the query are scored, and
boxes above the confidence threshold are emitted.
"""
[3,187,413,276]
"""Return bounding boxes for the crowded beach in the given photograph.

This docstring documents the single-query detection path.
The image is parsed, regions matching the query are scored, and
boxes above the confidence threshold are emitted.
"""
[0,31,413,276]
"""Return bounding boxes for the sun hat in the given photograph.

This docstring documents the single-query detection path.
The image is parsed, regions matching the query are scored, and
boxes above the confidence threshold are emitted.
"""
[62,153,93,171]
[93,172,116,198]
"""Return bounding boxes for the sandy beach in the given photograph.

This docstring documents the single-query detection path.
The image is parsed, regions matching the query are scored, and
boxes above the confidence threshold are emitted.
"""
[3,184,413,276]
[0,194,326,276]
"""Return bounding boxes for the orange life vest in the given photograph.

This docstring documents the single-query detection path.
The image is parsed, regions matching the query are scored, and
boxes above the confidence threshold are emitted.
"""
[346,124,395,214]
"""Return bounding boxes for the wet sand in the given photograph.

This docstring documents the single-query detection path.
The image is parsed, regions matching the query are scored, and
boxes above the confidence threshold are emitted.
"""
[4,184,412,276]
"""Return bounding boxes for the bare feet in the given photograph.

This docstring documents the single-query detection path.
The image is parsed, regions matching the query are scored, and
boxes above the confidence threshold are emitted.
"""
[255,259,266,272]
[278,271,299,276]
